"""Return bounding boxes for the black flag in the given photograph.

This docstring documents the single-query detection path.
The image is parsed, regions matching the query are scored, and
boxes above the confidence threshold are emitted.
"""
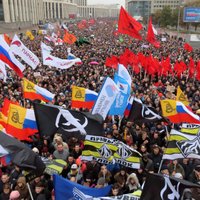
[33,103,104,139]
[140,173,200,200]
[127,98,164,124]
[0,131,45,176]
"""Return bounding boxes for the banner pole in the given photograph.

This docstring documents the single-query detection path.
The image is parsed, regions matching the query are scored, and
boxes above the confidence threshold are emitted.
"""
[27,182,34,200]
[158,159,164,174]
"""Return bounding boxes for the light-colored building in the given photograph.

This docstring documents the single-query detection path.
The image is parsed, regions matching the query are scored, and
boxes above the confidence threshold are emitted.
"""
[43,0,77,20]
[2,0,43,24]
[0,0,119,26]
[151,0,180,13]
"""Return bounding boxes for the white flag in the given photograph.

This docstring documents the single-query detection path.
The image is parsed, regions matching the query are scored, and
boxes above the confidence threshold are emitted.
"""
[152,24,158,35]
[41,42,53,53]
[0,60,7,82]
[117,64,132,86]
[10,35,40,70]
[92,77,120,119]
[42,49,81,70]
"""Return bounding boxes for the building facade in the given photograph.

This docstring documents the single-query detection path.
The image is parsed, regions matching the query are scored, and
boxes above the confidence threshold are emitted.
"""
[126,0,183,16]
[2,0,43,24]
[0,0,119,25]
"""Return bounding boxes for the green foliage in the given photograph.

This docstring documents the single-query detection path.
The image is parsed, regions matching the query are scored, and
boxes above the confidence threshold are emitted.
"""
[160,6,172,27]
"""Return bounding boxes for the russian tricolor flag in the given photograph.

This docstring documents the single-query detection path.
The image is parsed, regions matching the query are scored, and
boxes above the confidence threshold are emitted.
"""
[0,35,24,77]
[23,78,55,102]
[176,101,200,124]
[124,96,134,117]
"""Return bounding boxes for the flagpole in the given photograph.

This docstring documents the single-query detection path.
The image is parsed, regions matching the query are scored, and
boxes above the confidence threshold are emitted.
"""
[27,183,34,200]
[158,159,164,174]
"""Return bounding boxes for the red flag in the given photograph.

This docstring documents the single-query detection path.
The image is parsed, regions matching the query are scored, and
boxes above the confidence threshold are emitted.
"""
[146,17,160,48]
[118,7,142,40]
[196,61,200,81]
[78,20,88,29]
[184,43,193,52]
[188,57,195,78]
[88,19,95,25]
[160,56,171,76]
[105,56,119,69]
[63,31,77,44]
[119,48,135,67]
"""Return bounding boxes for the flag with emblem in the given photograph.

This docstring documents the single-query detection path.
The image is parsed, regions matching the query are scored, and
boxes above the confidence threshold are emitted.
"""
[71,86,98,110]
[140,173,200,200]
[92,77,120,119]
[127,98,164,124]
[118,6,142,40]
[160,100,200,124]
[53,174,111,200]
[33,103,104,140]
[82,135,141,169]
[22,78,55,103]
[109,74,131,116]
[162,129,200,160]
[6,103,38,141]
[176,86,189,106]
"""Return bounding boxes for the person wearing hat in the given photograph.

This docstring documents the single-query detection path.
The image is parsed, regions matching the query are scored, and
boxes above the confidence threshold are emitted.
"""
[67,163,82,183]
[160,165,169,176]
[9,190,20,200]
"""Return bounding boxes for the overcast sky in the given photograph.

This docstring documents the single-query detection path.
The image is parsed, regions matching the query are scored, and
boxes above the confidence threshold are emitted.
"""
[87,0,125,6]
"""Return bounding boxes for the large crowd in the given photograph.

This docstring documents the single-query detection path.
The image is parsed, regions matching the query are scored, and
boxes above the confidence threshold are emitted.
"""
[0,18,200,200]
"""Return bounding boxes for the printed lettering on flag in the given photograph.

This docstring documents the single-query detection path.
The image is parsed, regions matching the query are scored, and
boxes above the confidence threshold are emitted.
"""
[109,74,130,116]
[82,135,141,169]
[42,49,81,69]
[10,35,40,69]
[92,77,119,119]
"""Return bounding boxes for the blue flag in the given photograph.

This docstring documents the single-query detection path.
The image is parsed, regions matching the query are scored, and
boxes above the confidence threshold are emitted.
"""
[53,174,112,200]
[109,74,130,116]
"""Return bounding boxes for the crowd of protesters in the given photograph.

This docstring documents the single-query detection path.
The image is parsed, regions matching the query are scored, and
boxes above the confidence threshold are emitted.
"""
[0,18,200,200]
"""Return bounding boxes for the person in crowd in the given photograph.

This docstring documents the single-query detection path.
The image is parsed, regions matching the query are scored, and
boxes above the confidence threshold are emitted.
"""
[0,183,11,200]
[53,143,69,160]
[168,159,185,178]
[126,173,141,193]
[15,176,30,200]
[98,165,112,185]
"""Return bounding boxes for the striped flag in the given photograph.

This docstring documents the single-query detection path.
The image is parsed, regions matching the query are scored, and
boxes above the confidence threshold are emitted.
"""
[82,135,141,169]
[22,78,55,102]
[163,129,200,160]
[71,86,98,110]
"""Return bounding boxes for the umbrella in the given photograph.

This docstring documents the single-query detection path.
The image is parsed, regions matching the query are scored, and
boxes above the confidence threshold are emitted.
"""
[89,61,99,65]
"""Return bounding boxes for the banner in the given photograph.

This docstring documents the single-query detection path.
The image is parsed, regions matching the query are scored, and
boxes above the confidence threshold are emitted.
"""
[82,135,141,169]
[42,50,81,70]
[10,35,40,70]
